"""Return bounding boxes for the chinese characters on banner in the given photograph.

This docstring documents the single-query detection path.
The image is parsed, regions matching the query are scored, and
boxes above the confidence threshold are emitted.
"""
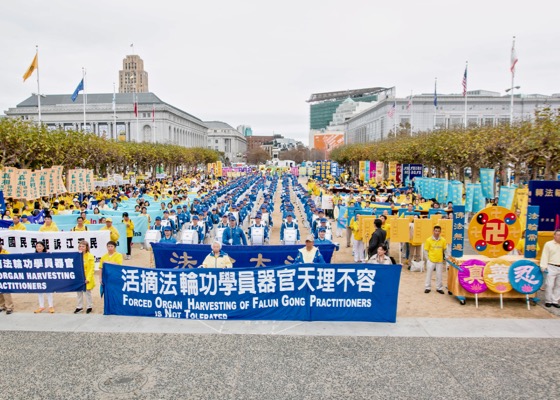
[375,161,384,183]
[0,252,85,293]
[457,259,487,293]
[524,206,540,259]
[483,259,512,293]
[451,206,466,258]
[103,263,402,322]
[0,230,111,260]
[0,166,66,200]
[528,180,560,231]
[508,260,543,294]
[66,169,95,194]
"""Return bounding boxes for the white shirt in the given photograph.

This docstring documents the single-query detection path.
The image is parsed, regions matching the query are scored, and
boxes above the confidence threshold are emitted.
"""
[540,240,560,270]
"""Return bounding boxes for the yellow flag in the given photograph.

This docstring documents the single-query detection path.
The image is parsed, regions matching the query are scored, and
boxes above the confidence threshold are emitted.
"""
[23,54,38,82]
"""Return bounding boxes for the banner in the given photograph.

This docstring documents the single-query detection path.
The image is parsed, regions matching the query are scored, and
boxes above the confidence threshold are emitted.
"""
[498,186,516,209]
[451,206,466,257]
[0,252,85,293]
[103,262,402,322]
[1,166,66,199]
[524,206,540,259]
[528,180,560,231]
[479,168,495,199]
[447,181,463,205]
[66,168,95,193]
[375,161,384,183]
[0,230,110,261]
[388,161,398,182]
[402,164,423,186]
[395,163,402,183]
[152,243,337,269]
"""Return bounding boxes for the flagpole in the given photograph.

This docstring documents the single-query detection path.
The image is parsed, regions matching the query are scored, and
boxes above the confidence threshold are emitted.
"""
[464,61,468,129]
[35,45,41,123]
[82,67,86,131]
[409,90,413,136]
[510,36,516,124]
[112,83,116,140]
[433,77,437,129]
[152,103,155,144]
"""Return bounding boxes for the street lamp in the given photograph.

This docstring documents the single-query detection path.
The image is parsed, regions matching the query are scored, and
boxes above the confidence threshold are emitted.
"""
[505,86,521,124]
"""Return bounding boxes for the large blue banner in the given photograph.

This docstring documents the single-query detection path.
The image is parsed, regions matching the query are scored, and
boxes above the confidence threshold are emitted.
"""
[528,180,560,231]
[451,206,466,258]
[152,243,337,269]
[498,186,516,209]
[0,252,85,293]
[103,262,402,322]
[524,206,540,259]
[479,168,495,199]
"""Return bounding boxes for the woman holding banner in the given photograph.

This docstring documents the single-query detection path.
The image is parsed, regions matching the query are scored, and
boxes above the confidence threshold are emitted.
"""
[201,241,233,269]
[75,241,95,314]
[34,241,55,314]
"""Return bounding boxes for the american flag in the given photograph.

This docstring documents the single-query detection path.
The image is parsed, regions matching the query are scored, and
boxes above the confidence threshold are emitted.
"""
[462,64,468,97]
[152,104,155,122]
[510,37,518,75]
[387,101,396,118]
[406,95,412,110]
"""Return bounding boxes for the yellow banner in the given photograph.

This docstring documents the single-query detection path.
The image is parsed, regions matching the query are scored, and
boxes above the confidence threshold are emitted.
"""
[388,161,398,182]
[392,216,413,243]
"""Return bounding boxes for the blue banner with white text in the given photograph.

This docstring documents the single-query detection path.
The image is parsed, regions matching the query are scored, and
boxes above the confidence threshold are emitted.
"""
[528,180,560,231]
[0,252,85,293]
[524,206,540,259]
[152,243,337,269]
[451,206,466,258]
[103,262,402,322]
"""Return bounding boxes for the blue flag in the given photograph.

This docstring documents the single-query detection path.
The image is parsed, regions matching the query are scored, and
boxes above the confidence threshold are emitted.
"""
[71,79,84,102]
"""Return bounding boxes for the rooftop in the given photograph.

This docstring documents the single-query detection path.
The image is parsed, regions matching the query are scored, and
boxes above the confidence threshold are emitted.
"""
[307,87,389,103]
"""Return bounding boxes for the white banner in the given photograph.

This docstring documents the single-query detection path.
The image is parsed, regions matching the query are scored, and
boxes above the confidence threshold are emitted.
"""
[0,230,111,261]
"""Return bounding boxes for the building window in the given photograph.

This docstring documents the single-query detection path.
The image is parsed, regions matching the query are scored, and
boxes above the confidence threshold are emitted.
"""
[215,139,219,144]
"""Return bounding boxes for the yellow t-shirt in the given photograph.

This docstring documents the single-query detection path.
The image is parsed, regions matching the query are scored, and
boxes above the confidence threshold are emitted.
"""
[515,238,540,255]
[9,222,27,231]
[382,223,391,240]
[72,225,88,232]
[123,219,135,238]
[99,252,123,269]
[39,223,59,232]
[424,236,447,263]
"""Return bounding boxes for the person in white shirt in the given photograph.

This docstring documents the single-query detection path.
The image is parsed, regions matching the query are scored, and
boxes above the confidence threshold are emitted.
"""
[540,229,560,308]
[367,244,393,265]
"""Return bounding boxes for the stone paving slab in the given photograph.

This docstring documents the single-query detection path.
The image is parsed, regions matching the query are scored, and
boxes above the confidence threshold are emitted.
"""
[0,331,557,400]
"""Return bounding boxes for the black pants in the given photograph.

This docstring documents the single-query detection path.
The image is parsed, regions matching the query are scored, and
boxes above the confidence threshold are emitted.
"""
[127,237,133,256]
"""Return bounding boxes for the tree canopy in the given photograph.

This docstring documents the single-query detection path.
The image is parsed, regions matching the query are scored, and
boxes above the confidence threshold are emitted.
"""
[0,118,220,176]
[330,108,560,182]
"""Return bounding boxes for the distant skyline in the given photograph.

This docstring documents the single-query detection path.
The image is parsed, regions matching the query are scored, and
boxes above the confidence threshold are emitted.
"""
[1,0,559,145]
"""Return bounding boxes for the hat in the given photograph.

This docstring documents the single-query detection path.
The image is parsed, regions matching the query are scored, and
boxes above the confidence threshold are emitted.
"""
[163,210,169,214]
[318,209,324,213]
[202,207,209,212]
[287,213,294,218]
[305,235,315,242]
[221,214,228,218]
[320,218,327,223]
[155,216,162,221]
[183,205,188,208]
[229,215,237,221]
[255,213,262,218]
[318,227,326,232]
[177,206,182,209]
[163,226,172,231]
[22,214,28,218]
[105,217,113,222]
[192,215,200,220]
[170,209,176,213]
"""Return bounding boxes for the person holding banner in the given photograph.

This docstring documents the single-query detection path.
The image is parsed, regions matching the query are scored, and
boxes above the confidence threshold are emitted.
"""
[39,215,59,232]
[201,241,233,269]
[0,244,14,315]
[8,215,26,231]
[160,226,177,244]
[367,244,392,265]
[72,216,88,232]
[101,218,120,243]
[34,242,55,314]
[424,225,447,294]
[293,236,325,264]
[75,240,95,314]
[122,212,135,260]
[99,241,124,282]
[540,229,560,308]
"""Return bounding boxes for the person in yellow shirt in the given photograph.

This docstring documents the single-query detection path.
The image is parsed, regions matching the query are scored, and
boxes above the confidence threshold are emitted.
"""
[39,215,59,232]
[349,214,365,262]
[75,240,95,314]
[424,225,447,294]
[122,212,135,260]
[101,218,120,242]
[99,241,124,284]
[514,230,540,255]
[71,216,88,232]
[8,215,26,231]
[0,244,14,314]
